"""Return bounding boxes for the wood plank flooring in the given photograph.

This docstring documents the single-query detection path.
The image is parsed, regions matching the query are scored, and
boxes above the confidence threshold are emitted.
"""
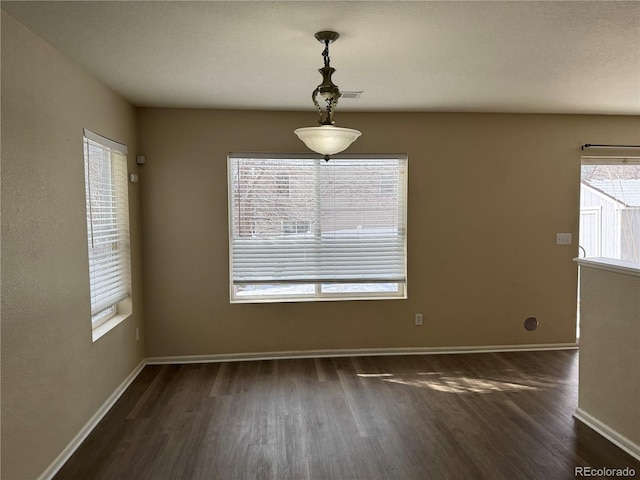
[54,350,640,479]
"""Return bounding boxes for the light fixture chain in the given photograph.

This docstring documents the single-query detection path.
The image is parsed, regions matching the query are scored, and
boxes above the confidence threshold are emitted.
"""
[322,40,330,67]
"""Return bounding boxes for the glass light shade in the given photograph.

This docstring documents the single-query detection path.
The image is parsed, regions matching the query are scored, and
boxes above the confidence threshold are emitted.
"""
[294,125,362,156]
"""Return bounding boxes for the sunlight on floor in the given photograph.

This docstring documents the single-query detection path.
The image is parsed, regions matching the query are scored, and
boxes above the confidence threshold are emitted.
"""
[356,371,561,394]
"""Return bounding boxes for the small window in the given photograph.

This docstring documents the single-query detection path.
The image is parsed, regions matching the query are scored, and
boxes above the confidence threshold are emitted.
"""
[83,129,132,339]
[228,153,408,302]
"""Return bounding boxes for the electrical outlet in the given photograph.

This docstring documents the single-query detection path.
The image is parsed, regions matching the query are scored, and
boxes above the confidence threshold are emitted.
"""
[415,314,423,326]
[135,327,140,342]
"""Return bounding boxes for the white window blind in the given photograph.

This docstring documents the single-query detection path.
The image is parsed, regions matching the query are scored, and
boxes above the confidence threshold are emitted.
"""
[83,130,131,322]
[228,154,407,301]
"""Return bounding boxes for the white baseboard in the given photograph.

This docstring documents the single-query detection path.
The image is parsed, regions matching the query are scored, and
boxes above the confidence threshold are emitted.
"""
[146,342,578,365]
[574,407,640,461]
[38,360,147,480]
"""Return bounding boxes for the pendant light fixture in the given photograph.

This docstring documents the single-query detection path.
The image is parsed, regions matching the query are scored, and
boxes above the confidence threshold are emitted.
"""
[294,31,361,161]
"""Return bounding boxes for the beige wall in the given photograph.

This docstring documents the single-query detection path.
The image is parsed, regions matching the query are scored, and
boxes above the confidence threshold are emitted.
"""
[137,109,639,358]
[1,13,144,479]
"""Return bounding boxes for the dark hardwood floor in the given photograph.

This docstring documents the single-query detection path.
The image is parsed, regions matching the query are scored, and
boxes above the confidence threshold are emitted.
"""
[54,350,639,479]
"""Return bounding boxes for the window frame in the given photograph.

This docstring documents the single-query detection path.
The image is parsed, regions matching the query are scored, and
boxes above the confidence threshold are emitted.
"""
[83,129,132,340]
[227,152,408,303]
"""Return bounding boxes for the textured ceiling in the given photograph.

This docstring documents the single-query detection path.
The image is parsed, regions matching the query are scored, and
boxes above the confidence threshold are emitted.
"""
[2,1,639,114]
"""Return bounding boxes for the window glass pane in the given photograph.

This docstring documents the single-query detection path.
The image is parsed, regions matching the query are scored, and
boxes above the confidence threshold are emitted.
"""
[234,284,316,298]
[320,283,399,294]
[580,163,640,264]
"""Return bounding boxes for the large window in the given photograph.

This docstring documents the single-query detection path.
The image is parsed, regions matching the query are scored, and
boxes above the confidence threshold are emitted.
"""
[83,129,132,336]
[580,157,640,265]
[228,153,408,302]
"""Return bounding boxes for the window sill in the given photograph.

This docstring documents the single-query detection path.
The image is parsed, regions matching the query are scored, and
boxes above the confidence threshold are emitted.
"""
[92,312,131,342]
[230,293,407,304]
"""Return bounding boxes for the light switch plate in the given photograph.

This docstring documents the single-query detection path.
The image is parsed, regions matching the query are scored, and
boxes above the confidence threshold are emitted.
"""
[556,233,572,245]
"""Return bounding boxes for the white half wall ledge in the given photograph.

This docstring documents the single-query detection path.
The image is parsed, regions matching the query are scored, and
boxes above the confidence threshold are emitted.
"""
[574,408,640,462]
[574,257,640,277]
